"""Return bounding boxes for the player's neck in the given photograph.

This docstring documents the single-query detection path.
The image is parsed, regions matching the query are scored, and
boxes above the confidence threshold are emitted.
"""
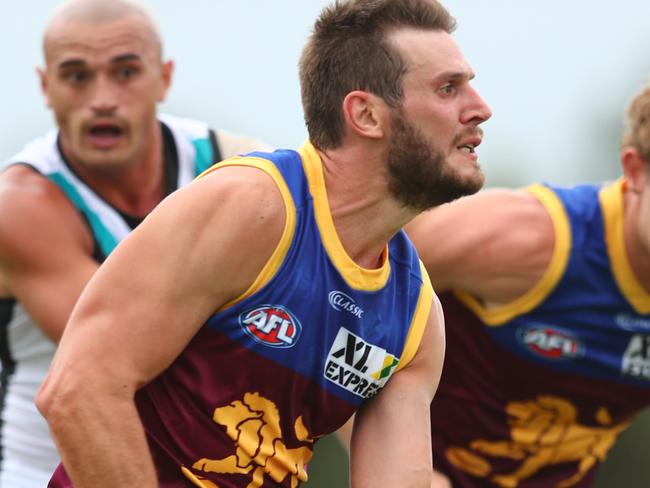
[623,192,650,294]
[317,144,415,270]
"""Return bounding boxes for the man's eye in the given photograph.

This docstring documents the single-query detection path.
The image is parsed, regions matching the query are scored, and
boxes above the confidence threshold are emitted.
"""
[64,71,89,84]
[117,66,138,80]
[440,84,455,95]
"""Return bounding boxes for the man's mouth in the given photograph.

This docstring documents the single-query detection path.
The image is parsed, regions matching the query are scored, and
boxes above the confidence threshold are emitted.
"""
[454,130,483,156]
[86,122,125,148]
[90,125,122,136]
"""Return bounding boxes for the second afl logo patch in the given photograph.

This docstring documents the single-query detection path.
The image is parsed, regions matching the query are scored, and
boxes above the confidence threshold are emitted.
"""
[239,304,302,348]
[517,325,584,360]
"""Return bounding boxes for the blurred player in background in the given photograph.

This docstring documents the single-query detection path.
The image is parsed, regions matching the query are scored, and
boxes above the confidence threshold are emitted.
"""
[0,1,268,486]
[406,81,650,487]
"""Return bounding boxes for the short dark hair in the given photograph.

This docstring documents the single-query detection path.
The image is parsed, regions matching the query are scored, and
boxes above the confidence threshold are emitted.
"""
[299,0,456,150]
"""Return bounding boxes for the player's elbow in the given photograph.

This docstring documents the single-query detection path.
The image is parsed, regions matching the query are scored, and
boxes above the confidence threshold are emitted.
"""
[36,373,69,430]
[36,368,90,434]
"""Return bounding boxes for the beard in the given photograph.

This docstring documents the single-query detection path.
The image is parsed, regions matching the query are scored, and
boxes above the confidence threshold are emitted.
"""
[386,109,484,212]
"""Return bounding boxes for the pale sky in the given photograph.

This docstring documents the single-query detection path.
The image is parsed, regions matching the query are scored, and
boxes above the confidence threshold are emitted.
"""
[2,0,649,187]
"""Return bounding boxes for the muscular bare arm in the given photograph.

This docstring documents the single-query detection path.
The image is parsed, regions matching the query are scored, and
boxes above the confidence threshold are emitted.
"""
[0,165,98,342]
[350,295,445,487]
[36,164,286,487]
[405,189,555,305]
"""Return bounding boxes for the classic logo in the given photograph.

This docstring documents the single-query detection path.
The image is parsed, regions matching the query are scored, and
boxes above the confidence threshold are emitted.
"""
[328,291,364,318]
[616,314,650,332]
[622,334,650,380]
[517,325,584,360]
[239,305,302,348]
[324,327,399,399]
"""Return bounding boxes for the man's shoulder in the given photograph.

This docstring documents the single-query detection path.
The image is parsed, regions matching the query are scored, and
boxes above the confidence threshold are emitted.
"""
[532,181,603,216]
[0,165,76,220]
[0,165,91,262]
[158,113,210,137]
[214,129,273,159]
[0,130,71,241]
[159,112,271,162]
[0,164,49,193]
[528,181,612,248]
[3,130,59,170]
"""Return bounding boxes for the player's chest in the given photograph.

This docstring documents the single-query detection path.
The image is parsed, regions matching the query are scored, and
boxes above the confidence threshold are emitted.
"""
[487,308,650,386]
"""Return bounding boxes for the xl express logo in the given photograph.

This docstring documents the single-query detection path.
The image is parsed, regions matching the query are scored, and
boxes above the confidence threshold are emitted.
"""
[517,325,584,360]
[324,327,399,399]
[622,334,650,381]
[239,305,302,348]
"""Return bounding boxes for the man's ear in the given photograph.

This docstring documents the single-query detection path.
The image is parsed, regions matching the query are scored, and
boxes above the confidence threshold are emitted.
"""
[621,146,649,193]
[158,59,174,102]
[341,90,388,140]
[37,66,52,108]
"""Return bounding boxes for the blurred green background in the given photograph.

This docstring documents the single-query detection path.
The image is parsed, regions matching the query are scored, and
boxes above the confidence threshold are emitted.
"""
[304,435,349,487]
[303,411,650,488]
[595,409,650,487]
[304,412,650,487]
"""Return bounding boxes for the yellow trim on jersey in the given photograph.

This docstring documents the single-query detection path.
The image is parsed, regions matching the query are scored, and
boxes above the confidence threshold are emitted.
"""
[199,157,297,309]
[600,178,650,313]
[298,141,391,291]
[181,466,215,488]
[395,261,433,372]
[453,184,572,326]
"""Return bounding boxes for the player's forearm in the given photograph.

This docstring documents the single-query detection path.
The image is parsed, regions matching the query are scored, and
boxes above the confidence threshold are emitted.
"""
[352,461,432,488]
[431,468,452,488]
[350,407,434,488]
[39,384,157,486]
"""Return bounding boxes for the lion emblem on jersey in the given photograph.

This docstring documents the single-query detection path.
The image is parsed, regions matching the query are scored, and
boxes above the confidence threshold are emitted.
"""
[183,392,314,488]
[446,395,630,487]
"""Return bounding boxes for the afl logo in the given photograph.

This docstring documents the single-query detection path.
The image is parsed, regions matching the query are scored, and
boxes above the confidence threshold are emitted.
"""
[239,305,302,348]
[518,325,584,360]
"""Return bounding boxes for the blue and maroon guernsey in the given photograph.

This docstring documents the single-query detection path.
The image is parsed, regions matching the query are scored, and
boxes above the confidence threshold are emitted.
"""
[49,142,432,488]
[431,180,650,487]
